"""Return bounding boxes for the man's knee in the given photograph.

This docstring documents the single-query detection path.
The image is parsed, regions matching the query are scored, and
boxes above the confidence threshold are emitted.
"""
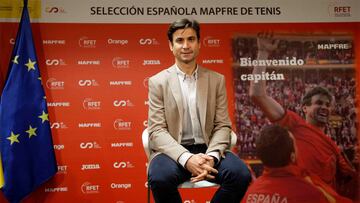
[148,155,181,189]
[220,153,252,186]
[149,171,176,189]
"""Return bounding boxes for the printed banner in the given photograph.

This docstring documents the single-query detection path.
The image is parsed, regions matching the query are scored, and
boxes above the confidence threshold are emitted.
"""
[0,0,358,202]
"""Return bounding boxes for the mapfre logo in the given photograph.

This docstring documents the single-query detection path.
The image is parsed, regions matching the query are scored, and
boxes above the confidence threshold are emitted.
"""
[317,43,351,50]
[81,182,100,194]
[78,123,102,128]
[78,79,99,87]
[46,58,66,66]
[203,36,221,47]
[47,102,70,107]
[79,36,97,48]
[113,161,135,169]
[45,6,66,14]
[80,142,101,149]
[113,99,134,107]
[109,80,132,86]
[50,122,68,129]
[110,142,134,148]
[77,60,101,65]
[202,59,224,64]
[83,98,101,110]
[44,187,68,193]
[112,57,130,69]
[43,39,66,45]
[139,38,160,46]
[328,3,351,17]
[113,119,132,130]
[46,78,65,90]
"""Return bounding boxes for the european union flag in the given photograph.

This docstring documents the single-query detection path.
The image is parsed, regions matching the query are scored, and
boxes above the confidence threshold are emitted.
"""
[0,0,57,202]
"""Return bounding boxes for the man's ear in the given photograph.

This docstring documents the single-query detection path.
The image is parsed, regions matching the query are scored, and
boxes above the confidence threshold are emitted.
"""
[302,105,308,114]
[290,152,296,164]
[168,41,173,51]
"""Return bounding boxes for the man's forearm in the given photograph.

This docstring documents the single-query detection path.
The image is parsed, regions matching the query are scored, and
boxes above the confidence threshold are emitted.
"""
[249,50,270,97]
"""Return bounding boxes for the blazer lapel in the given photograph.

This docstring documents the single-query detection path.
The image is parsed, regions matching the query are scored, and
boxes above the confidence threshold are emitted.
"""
[197,66,208,137]
[167,65,183,135]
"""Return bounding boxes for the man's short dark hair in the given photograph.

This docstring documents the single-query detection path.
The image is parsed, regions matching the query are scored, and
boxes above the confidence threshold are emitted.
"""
[167,18,200,43]
[256,125,294,168]
[302,86,333,106]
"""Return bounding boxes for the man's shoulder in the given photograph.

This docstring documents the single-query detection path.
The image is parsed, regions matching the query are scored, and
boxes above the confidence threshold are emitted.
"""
[149,65,175,81]
[198,65,224,79]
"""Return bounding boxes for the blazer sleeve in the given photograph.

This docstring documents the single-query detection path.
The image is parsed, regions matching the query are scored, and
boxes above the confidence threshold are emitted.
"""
[147,76,188,162]
[206,74,232,157]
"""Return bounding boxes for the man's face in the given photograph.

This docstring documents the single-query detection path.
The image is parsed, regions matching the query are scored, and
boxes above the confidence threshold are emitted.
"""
[169,28,200,64]
[303,94,331,126]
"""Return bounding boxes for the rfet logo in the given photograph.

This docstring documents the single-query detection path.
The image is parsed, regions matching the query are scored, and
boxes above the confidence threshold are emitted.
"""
[79,36,97,48]
[57,165,68,174]
[81,182,100,194]
[46,78,65,90]
[328,3,351,17]
[113,119,132,130]
[139,38,160,46]
[9,38,15,45]
[203,36,221,47]
[83,98,101,110]
[112,57,130,68]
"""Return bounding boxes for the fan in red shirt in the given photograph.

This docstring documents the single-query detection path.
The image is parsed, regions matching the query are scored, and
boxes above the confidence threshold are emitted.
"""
[242,125,352,203]
[249,33,357,196]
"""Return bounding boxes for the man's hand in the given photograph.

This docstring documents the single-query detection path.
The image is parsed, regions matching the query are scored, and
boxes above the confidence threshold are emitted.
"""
[257,32,279,53]
[185,153,218,182]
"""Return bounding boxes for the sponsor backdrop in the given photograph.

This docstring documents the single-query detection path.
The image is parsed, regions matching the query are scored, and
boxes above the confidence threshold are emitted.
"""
[0,0,359,202]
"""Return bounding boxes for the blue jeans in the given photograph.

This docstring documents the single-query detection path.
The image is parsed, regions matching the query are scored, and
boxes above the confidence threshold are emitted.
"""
[148,150,251,203]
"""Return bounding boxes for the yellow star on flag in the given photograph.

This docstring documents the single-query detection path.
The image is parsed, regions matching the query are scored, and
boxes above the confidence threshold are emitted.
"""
[12,55,19,64]
[25,58,36,71]
[26,125,37,138]
[38,111,49,123]
[7,131,20,145]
